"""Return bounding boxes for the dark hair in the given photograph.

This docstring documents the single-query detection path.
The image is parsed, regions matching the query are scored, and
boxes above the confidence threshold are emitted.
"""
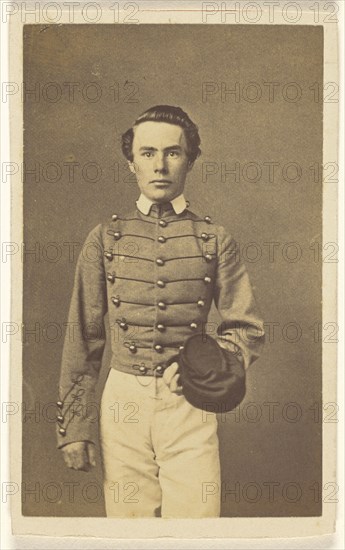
[121,105,201,163]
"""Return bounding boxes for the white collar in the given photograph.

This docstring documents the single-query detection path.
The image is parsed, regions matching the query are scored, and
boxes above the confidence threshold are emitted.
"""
[136,193,187,216]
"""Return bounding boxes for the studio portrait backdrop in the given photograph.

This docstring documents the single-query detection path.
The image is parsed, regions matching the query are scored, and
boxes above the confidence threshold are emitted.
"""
[22,24,323,517]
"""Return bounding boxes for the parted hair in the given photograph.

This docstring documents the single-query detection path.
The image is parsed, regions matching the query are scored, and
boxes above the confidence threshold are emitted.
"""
[121,105,202,163]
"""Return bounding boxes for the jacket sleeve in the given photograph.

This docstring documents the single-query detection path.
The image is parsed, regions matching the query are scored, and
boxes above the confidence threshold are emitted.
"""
[214,226,265,369]
[56,224,107,448]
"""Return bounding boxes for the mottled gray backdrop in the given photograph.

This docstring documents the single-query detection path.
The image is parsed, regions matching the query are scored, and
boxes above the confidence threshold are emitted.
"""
[23,24,323,516]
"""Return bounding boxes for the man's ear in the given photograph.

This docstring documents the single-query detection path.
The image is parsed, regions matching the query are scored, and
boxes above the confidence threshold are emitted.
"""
[187,160,194,172]
[128,161,136,174]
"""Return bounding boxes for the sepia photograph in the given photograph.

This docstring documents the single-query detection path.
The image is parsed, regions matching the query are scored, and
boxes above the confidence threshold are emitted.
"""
[21,21,323,518]
[4,0,341,543]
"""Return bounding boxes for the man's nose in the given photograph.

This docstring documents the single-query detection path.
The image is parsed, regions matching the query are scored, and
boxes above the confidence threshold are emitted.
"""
[154,154,168,173]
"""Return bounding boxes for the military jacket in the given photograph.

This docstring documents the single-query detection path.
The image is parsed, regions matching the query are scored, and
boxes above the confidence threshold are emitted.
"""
[56,202,265,448]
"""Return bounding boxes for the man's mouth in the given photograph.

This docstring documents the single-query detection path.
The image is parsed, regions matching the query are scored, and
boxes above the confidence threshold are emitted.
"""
[150,179,172,184]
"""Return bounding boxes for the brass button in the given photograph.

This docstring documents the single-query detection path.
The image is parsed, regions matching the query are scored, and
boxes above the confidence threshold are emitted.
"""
[157,280,165,288]
[111,297,120,307]
[158,236,166,243]
[159,220,167,227]
[156,258,165,266]
[112,214,118,221]
[139,365,147,374]
[190,322,198,330]
[158,301,166,310]
[57,415,64,423]
[129,343,137,353]
[56,401,63,409]
[197,299,205,307]
[204,216,212,224]
[154,344,163,353]
[107,273,115,283]
[201,232,209,241]
[59,428,66,436]
[155,365,164,374]
[205,254,213,262]
[204,276,212,284]
[179,346,184,351]
[156,323,165,332]
[119,321,128,330]
[113,231,121,240]
[104,251,113,261]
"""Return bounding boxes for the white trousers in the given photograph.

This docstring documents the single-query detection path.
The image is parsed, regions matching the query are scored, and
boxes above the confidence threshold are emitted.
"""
[100,368,221,518]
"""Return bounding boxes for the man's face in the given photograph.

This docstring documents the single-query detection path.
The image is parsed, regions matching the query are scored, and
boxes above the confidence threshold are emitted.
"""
[129,121,193,203]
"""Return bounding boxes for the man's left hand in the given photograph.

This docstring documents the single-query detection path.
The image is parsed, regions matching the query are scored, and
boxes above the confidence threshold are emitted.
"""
[163,362,183,395]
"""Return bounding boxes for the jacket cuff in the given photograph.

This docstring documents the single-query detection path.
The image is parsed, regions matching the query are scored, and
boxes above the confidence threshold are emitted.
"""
[56,374,98,449]
[56,419,98,449]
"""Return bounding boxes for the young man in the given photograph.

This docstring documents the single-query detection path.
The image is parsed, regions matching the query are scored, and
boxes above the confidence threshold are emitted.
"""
[56,105,265,518]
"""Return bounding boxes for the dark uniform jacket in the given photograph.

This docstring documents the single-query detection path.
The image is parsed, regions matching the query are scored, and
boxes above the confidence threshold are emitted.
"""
[56,196,265,448]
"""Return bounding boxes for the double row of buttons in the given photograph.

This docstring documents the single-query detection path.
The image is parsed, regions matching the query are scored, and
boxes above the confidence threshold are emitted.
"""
[107,233,212,244]
[107,274,212,286]
[104,252,166,264]
[125,342,164,354]
[117,318,199,332]
[111,296,206,308]
[125,341,188,354]
[134,363,165,376]
[155,274,212,288]
[157,232,211,243]
[155,277,211,311]
[105,254,214,265]
[157,298,200,310]
[156,322,198,331]
[159,299,206,308]
[156,219,212,264]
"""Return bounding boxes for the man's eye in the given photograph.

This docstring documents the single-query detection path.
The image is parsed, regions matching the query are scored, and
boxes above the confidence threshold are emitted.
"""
[168,151,179,157]
[142,152,153,158]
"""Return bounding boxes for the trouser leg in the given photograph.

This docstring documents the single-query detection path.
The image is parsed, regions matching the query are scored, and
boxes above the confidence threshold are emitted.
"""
[100,368,221,518]
[153,381,221,518]
[100,369,161,517]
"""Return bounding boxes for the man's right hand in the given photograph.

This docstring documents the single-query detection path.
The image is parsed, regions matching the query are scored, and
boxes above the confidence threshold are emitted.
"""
[61,441,96,471]
[163,362,183,395]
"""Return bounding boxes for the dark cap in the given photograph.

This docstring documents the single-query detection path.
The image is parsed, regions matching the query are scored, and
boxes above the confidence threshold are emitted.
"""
[169,334,246,412]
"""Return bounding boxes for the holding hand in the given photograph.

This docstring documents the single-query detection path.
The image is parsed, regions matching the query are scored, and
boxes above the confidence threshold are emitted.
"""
[163,362,183,395]
[61,441,96,471]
